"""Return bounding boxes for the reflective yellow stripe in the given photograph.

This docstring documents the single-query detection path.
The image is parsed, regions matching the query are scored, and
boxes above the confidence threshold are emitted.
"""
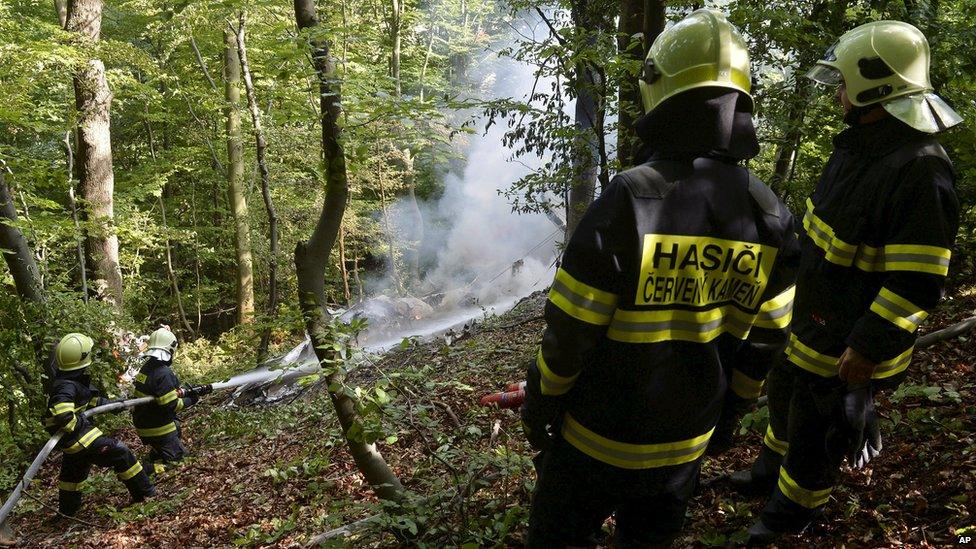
[87,397,99,409]
[537,350,577,396]
[870,287,929,332]
[63,428,102,454]
[882,244,951,276]
[730,369,764,399]
[853,244,884,272]
[548,268,618,326]
[137,423,177,437]
[764,425,788,456]
[51,402,75,414]
[62,415,78,434]
[175,398,185,412]
[562,413,713,470]
[802,199,857,266]
[157,390,178,405]
[135,373,147,383]
[607,305,756,344]
[777,466,831,508]
[117,461,144,480]
[786,334,914,379]
[153,462,167,475]
[132,389,148,398]
[58,480,84,491]
[754,285,795,330]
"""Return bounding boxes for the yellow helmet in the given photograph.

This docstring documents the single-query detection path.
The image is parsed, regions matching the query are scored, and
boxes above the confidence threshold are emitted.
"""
[639,9,752,114]
[56,333,94,371]
[806,20,962,133]
[147,328,178,355]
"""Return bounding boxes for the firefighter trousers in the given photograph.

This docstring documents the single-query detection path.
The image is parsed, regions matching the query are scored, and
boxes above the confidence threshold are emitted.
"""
[751,362,845,532]
[140,428,187,476]
[526,435,699,548]
[58,436,155,516]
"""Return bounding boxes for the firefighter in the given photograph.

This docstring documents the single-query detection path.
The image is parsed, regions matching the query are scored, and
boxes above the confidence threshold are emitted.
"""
[729,21,962,543]
[520,9,801,547]
[43,333,156,516]
[131,328,205,477]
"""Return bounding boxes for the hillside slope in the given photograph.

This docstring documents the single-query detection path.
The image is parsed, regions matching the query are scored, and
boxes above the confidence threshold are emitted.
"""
[11,287,975,547]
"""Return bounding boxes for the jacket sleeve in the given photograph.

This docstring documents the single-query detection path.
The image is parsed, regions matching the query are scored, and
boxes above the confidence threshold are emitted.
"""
[169,370,198,412]
[728,204,802,400]
[846,156,959,367]
[153,369,184,414]
[46,384,79,433]
[526,181,627,404]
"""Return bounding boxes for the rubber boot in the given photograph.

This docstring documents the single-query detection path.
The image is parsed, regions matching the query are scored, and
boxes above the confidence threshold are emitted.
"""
[728,468,776,496]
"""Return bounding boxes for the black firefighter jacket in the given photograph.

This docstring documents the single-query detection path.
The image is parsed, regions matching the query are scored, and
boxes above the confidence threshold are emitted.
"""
[44,374,107,454]
[132,358,196,439]
[526,156,800,470]
[785,117,959,384]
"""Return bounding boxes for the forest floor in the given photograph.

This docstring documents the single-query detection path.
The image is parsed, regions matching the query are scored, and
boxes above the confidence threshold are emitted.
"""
[10,284,976,548]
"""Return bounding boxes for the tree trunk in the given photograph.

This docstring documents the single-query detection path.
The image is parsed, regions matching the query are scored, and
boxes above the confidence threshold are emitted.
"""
[223,27,255,325]
[67,0,123,308]
[402,149,422,287]
[617,0,644,168]
[0,169,44,306]
[565,1,607,240]
[55,0,67,27]
[235,14,279,359]
[339,226,351,303]
[294,0,403,503]
[390,0,402,96]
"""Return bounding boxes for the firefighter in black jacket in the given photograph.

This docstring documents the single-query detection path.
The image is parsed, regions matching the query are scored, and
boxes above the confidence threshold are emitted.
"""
[132,328,202,476]
[43,333,155,516]
[731,21,962,543]
[520,10,801,547]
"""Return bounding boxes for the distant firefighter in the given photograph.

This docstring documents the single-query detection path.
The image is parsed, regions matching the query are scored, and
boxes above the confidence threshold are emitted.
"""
[43,333,155,516]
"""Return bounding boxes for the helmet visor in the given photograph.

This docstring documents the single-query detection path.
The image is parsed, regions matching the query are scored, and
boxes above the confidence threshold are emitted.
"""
[805,64,843,86]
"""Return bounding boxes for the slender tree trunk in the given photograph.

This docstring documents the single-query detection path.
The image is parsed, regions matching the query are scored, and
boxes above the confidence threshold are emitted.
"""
[390,0,402,96]
[55,0,67,27]
[339,226,351,303]
[67,0,123,307]
[294,0,403,503]
[0,168,44,305]
[376,147,404,294]
[223,28,255,325]
[642,0,665,56]
[402,149,422,287]
[565,1,607,240]
[419,24,436,102]
[63,132,88,301]
[617,0,644,167]
[144,105,194,336]
[235,14,279,359]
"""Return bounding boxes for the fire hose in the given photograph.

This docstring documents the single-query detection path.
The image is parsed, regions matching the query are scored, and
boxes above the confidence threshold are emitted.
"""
[480,381,526,409]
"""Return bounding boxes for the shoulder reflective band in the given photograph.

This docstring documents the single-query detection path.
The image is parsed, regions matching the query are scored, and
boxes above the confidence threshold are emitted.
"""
[785,334,914,379]
[730,369,764,399]
[764,425,788,456]
[63,428,103,454]
[606,304,756,344]
[561,413,713,470]
[536,350,578,396]
[117,461,144,481]
[870,287,929,332]
[50,402,75,415]
[802,199,857,266]
[548,268,618,326]
[777,466,831,508]
[137,422,177,438]
[157,389,179,405]
[754,285,795,330]
[58,480,85,492]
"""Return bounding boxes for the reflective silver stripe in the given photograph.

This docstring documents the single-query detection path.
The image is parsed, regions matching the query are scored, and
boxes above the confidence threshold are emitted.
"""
[561,414,713,469]
[551,278,617,317]
[803,211,856,261]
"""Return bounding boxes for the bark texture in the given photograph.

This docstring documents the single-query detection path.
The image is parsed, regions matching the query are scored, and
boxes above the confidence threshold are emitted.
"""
[0,170,44,305]
[67,0,123,307]
[223,28,256,325]
[294,0,403,503]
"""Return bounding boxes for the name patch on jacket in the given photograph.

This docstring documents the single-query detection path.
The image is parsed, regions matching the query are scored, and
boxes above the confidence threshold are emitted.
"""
[637,234,777,309]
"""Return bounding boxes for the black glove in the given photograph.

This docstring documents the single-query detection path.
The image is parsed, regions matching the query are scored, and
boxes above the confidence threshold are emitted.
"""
[706,395,751,457]
[825,385,882,469]
[520,391,562,452]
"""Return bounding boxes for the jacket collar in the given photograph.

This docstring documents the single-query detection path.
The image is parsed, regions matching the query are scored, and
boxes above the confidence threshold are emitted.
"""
[833,115,926,158]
